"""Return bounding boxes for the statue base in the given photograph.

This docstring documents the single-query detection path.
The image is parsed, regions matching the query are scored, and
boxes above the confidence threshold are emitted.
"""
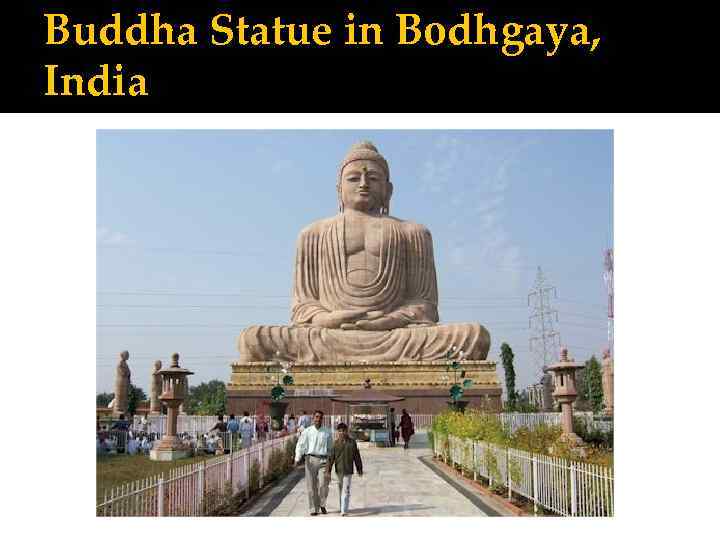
[556,432,588,459]
[227,359,501,415]
[150,448,191,461]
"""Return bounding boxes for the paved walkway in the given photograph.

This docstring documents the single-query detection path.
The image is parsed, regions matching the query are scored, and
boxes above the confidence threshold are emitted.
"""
[247,432,502,517]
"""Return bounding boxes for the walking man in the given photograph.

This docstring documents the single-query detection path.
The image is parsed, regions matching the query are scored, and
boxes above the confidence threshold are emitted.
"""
[326,422,363,516]
[399,409,415,449]
[295,410,333,515]
[239,411,254,449]
[227,414,240,449]
[389,408,397,447]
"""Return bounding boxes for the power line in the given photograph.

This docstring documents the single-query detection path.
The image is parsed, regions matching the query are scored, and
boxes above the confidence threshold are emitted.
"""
[97,290,291,298]
[98,245,277,257]
[95,304,608,322]
[97,324,250,328]
[96,322,532,329]
[97,304,289,309]
[97,289,604,307]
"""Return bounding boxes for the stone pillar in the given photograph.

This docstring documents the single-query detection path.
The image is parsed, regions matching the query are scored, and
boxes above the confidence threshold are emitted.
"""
[166,406,178,438]
[150,360,162,414]
[601,349,614,416]
[150,353,194,461]
[546,348,585,449]
[113,351,131,418]
[561,402,574,434]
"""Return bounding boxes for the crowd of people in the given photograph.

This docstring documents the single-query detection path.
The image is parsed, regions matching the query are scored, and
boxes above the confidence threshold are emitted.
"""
[96,408,417,479]
[96,414,157,455]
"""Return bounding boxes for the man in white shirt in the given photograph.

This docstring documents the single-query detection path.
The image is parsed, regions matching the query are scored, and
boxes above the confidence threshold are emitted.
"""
[127,436,140,455]
[239,411,254,449]
[294,410,333,516]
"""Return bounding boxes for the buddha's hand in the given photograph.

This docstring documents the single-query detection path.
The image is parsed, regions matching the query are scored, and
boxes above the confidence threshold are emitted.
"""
[338,311,385,330]
[354,315,409,331]
[311,309,368,329]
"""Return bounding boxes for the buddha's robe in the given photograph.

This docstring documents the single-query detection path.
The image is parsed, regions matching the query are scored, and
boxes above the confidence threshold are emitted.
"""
[237,214,490,363]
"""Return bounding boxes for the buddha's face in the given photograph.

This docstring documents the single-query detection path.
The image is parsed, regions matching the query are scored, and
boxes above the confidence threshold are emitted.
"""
[340,159,391,213]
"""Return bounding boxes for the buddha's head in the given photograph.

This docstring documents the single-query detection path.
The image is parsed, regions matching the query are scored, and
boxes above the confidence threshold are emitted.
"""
[120,350,129,362]
[337,141,393,214]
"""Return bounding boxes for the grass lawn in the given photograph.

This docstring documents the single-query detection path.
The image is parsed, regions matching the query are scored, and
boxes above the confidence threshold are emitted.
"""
[96,453,209,504]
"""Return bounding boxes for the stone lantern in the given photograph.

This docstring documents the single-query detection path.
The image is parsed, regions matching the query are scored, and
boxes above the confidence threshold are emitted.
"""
[545,348,584,446]
[150,353,194,461]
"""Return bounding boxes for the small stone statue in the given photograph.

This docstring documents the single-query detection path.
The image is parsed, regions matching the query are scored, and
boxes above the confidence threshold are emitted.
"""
[150,360,162,413]
[113,350,131,417]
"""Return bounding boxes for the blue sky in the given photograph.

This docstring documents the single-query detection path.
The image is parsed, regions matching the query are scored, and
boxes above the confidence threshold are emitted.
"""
[97,130,613,394]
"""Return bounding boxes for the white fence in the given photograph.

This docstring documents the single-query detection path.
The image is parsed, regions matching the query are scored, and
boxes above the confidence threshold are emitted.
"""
[133,415,220,434]
[499,412,613,434]
[434,433,613,517]
[133,413,437,434]
[97,433,297,516]
[134,414,345,433]
[132,412,611,438]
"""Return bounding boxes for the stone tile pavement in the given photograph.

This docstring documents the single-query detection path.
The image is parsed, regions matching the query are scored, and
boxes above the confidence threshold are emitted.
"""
[251,432,497,517]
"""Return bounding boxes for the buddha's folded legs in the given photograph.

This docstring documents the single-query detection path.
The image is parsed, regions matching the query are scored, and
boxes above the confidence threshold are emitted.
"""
[237,322,490,364]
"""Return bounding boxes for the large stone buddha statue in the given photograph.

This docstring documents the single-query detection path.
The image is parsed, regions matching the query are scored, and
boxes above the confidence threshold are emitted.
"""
[236,141,491,365]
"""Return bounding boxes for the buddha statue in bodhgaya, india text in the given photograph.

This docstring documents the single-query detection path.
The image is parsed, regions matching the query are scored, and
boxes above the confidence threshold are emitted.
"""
[236,141,491,364]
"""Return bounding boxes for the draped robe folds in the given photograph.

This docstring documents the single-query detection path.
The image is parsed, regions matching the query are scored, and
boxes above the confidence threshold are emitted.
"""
[237,214,490,363]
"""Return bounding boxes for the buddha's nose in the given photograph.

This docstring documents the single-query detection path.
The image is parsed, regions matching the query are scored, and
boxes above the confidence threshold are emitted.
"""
[359,174,369,188]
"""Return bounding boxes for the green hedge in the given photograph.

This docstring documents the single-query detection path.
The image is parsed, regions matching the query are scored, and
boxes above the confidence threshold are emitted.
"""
[431,409,612,466]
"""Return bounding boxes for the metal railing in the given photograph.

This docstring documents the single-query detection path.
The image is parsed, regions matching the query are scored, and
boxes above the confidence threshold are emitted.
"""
[97,433,297,516]
[434,433,613,517]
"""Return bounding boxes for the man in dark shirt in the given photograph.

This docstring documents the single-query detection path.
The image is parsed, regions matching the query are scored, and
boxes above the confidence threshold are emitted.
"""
[325,423,363,516]
[210,414,227,433]
[110,413,129,431]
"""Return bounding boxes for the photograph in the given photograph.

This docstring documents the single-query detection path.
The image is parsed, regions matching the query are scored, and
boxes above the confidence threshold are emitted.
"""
[96,130,614,517]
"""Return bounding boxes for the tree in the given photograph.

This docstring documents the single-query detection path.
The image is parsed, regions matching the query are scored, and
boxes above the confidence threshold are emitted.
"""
[96,392,114,407]
[186,380,226,415]
[500,342,518,410]
[515,390,539,413]
[127,384,147,416]
[582,355,604,413]
[574,368,590,410]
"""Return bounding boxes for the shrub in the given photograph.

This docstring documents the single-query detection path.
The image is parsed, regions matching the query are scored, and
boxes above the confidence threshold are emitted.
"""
[283,439,297,473]
[432,408,612,465]
[202,481,233,515]
[249,460,261,495]
[265,448,287,483]
[509,423,563,454]
[573,417,614,450]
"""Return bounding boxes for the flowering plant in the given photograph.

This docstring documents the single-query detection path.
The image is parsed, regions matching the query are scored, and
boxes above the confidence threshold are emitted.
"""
[268,351,295,401]
[446,346,473,402]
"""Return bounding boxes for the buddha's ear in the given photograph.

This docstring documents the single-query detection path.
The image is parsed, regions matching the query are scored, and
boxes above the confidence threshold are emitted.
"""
[336,183,344,213]
[384,182,394,214]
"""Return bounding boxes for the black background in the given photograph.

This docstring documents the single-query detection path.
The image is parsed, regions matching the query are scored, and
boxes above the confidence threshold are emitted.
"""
[4,0,714,112]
